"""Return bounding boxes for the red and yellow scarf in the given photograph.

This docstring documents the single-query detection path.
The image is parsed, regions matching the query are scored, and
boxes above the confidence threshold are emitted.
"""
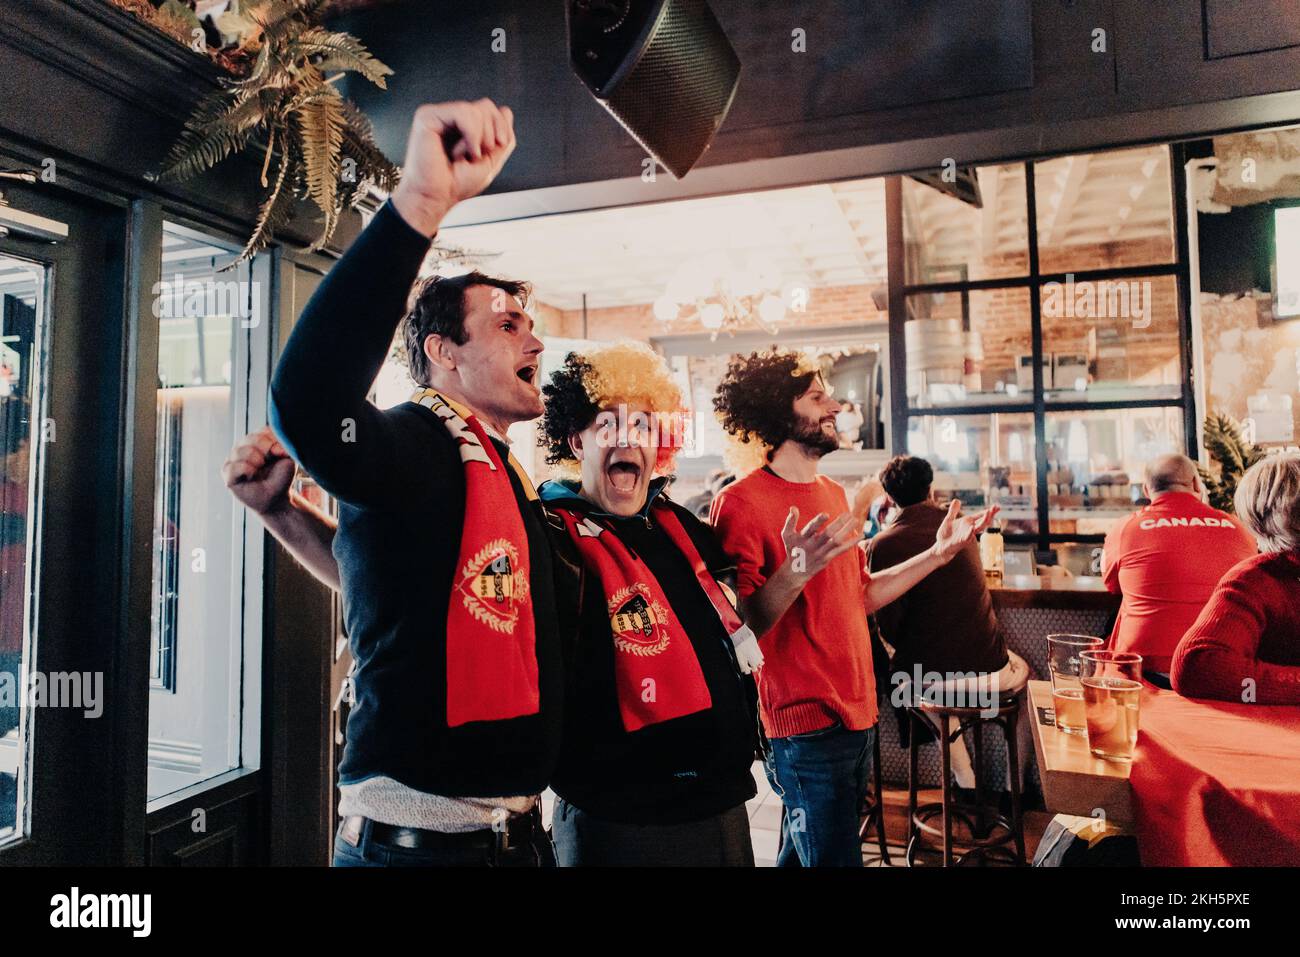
[553,502,747,732]
[413,389,539,727]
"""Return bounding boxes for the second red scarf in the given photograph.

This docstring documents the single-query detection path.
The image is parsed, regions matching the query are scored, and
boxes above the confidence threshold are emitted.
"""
[554,503,735,732]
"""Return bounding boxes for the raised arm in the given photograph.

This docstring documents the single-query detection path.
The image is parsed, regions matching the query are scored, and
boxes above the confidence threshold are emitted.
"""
[268,100,516,505]
[222,427,341,591]
[863,500,998,613]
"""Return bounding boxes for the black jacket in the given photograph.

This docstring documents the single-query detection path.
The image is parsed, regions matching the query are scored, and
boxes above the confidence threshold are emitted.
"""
[540,479,758,824]
[269,202,563,797]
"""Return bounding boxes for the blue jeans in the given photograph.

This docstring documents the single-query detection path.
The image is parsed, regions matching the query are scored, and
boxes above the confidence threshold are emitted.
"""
[763,721,875,867]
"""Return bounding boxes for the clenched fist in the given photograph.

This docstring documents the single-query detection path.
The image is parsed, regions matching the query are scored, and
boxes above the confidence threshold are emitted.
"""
[390,99,517,238]
[222,426,297,517]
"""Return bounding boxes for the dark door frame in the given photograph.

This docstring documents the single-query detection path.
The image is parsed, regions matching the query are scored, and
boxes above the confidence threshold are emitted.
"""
[0,169,130,865]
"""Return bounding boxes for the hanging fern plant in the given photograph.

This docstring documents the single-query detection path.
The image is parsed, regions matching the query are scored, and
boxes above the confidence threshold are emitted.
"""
[151,0,400,262]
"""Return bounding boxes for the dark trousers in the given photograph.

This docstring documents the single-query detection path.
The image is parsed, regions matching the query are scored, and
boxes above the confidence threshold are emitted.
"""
[331,809,556,867]
[551,796,754,867]
[764,721,876,867]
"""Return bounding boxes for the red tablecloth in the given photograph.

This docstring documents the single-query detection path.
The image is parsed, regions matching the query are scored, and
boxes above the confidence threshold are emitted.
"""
[1130,688,1300,866]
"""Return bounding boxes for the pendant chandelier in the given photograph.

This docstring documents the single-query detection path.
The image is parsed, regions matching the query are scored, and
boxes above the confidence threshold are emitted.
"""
[653,252,792,338]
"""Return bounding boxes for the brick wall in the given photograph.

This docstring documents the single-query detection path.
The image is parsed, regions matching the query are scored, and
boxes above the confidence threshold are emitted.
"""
[543,284,885,340]
[541,236,1181,393]
[1201,293,1300,445]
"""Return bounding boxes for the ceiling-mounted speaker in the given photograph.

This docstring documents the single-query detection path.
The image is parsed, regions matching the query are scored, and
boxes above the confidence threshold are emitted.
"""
[567,0,740,179]
[908,168,984,209]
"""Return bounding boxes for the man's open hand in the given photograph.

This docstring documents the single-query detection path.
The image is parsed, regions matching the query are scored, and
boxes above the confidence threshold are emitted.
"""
[931,500,1000,562]
[780,507,861,581]
[390,99,517,237]
[222,426,297,517]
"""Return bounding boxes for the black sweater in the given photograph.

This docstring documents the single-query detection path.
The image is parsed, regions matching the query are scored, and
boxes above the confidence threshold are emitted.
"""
[268,201,563,798]
[542,481,758,824]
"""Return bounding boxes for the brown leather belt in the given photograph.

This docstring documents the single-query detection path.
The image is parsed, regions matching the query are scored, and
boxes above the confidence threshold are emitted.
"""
[339,807,540,852]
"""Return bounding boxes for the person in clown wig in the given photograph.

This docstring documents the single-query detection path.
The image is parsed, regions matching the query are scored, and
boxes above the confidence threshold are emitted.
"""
[538,341,764,867]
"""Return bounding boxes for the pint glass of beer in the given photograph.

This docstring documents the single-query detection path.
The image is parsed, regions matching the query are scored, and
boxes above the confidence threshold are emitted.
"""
[1080,651,1143,761]
[1047,634,1103,735]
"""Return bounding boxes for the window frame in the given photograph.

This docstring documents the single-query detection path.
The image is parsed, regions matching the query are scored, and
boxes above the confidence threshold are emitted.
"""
[887,145,1197,559]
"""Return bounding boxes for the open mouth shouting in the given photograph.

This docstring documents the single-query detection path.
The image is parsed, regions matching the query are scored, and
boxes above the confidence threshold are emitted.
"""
[597,447,654,514]
[607,457,643,494]
[515,361,539,391]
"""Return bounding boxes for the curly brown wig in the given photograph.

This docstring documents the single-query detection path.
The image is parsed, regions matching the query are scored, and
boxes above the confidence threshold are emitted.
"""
[540,353,599,468]
[712,349,822,471]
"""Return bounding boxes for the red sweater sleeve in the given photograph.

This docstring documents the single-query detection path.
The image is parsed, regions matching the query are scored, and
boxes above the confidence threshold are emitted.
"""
[1171,567,1300,706]
[709,489,769,600]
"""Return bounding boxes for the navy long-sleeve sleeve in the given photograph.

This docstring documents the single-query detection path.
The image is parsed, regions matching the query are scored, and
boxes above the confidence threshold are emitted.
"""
[269,200,432,506]
[265,200,565,798]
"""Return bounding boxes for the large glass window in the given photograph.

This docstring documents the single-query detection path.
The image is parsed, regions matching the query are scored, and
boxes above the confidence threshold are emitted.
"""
[907,412,1038,535]
[1034,146,1176,273]
[1039,274,1182,403]
[902,164,1029,283]
[905,288,1034,408]
[0,254,46,845]
[147,223,265,803]
[893,145,1189,560]
[1044,407,1185,536]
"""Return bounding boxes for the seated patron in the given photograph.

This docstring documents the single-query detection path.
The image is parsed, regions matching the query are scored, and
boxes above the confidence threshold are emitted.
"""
[1172,452,1300,706]
[1101,453,1257,676]
[868,455,1029,792]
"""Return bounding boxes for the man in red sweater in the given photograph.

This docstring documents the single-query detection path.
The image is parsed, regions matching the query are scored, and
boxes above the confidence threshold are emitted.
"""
[1101,453,1256,676]
[710,350,994,866]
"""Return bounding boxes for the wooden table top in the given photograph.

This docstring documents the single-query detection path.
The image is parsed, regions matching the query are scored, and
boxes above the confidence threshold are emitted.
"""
[1027,680,1134,827]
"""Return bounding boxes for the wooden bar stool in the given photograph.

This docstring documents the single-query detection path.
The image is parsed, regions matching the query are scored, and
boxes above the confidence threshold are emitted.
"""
[857,728,890,865]
[904,690,1026,866]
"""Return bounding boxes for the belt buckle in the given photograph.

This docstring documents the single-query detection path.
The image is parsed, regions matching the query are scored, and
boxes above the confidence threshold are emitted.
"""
[495,816,510,854]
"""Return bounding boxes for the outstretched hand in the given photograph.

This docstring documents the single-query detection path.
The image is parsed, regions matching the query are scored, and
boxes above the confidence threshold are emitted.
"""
[780,507,861,581]
[931,500,1000,563]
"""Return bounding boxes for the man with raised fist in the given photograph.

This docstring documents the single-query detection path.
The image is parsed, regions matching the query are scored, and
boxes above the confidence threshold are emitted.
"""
[254,100,563,867]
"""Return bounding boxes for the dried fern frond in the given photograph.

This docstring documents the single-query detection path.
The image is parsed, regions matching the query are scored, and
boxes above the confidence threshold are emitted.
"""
[154,0,400,261]
[292,28,393,87]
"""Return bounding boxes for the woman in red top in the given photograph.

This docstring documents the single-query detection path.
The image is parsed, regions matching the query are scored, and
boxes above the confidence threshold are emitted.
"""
[1172,452,1300,705]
